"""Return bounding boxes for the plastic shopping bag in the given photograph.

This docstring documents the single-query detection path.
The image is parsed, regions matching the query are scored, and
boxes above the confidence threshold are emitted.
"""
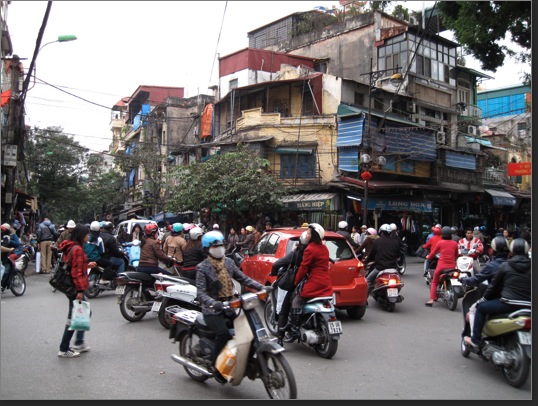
[35,251,41,273]
[68,300,91,331]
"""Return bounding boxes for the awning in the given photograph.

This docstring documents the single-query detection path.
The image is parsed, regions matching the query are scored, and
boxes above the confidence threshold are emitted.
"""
[485,189,516,206]
[281,192,338,211]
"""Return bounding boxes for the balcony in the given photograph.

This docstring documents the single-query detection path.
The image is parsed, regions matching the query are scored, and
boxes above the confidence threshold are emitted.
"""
[457,104,482,120]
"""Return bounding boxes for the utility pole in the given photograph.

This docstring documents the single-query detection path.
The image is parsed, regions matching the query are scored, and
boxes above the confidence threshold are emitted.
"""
[2,54,22,220]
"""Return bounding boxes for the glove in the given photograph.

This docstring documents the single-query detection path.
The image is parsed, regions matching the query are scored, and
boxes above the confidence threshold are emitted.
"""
[263,286,274,294]
[212,301,224,311]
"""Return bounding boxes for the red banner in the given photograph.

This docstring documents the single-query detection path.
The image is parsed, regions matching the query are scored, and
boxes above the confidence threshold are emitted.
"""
[507,162,531,176]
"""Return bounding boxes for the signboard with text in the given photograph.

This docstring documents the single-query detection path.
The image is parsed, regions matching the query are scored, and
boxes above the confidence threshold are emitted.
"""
[367,198,433,212]
[507,162,531,176]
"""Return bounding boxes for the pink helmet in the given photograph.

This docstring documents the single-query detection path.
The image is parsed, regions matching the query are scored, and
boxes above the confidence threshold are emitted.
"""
[367,227,377,236]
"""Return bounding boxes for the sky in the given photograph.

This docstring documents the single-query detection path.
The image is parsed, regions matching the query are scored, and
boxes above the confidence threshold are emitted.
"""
[6,1,529,152]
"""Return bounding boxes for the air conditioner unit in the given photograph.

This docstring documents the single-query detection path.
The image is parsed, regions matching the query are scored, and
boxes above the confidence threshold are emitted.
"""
[467,125,478,136]
[436,132,446,144]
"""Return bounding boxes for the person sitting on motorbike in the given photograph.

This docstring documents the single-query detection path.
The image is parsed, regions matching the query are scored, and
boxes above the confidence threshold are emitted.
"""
[179,226,207,284]
[84,221,115,283]
[425,226,459,307]
[336,221,359,250]
[100,221,125,275]
[1,225,16,290]
[422,225,442,275]
[464,238,531,351]
[137,223,175,276]
[235,225,256,253]
[355,227,378,261]
[458,228,484,274]
[363,224,401,295]
[288,223,333,341]
[163,223,187,275]
[450,226,460,242]
[270,230,308,346]
[195,230,266,383]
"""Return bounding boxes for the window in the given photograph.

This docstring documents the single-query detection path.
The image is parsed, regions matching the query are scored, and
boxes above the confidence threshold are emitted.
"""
[229,79,238,90]
[280,154,316,179]
[354,92,364,106]
[314,61,327,73]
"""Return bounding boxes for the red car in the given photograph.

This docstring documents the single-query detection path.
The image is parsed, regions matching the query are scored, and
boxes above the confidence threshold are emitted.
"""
[240,227,368,319]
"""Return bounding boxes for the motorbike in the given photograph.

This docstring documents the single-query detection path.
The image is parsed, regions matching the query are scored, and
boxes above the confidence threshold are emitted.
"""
[85,264,118,299]
[168,288,298,399]
[1,256,26,296]
[152,273,199,329]
[397,236,407,275]
[264,278,342,359]
[460,283,531,388]
[425,267,464,311]
[12,245,32,273]
[370,268,404,312]
[122,239,141,268]
[115,269,186,322]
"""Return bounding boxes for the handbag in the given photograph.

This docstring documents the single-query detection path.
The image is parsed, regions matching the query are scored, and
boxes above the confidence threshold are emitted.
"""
[49,253,76,297]
[278,263,298,291]
[69,300,91,331]
[415,246,428,258]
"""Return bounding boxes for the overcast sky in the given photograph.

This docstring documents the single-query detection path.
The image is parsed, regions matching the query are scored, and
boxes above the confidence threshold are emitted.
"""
[6,1,528,152]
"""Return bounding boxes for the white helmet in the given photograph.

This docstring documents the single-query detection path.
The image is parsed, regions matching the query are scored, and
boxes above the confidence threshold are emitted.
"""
[189,226,204,240]
[390,223,397,231]
[308,223,325,240]
[66,220,76,228]
[90,221,101,232]
[338,220,348,230]
[379,224,391,235]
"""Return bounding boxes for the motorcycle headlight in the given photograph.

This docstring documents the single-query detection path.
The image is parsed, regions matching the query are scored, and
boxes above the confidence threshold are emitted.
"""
[241,292,259,310]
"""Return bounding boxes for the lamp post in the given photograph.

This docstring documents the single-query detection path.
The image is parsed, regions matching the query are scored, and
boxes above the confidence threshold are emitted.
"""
[359,58,402,226]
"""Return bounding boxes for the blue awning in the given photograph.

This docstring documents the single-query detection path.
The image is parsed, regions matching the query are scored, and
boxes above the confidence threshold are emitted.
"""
[445,151,476,170]
[274,147,313,154]
[485,189,516,206]
[336,116,365,147]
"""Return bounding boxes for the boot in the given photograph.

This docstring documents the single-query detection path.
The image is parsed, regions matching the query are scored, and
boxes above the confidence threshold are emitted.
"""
[288,308,302,342]
[275,314,288,346]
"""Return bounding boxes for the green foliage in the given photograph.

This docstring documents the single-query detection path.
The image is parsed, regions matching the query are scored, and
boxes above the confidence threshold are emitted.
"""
[437,1,531,85]
[165,144,292,223]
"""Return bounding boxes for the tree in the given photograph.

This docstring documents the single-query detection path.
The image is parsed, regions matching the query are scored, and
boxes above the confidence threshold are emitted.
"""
[437,1,531,85]
[165,144,293,228]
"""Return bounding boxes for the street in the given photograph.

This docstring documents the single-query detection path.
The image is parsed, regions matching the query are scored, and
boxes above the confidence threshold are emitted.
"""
[0,256,531,400]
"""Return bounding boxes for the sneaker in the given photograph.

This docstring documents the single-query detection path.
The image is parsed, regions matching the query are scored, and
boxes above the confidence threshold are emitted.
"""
[58,349,81,358]
[72,343,90,353]
[464,336,480,351]
[209,365,228,384]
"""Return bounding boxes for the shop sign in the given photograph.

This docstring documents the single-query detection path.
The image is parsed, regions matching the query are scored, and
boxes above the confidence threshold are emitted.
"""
[507,162,531,176]
[367,198,433,212]
[282,199,330,211]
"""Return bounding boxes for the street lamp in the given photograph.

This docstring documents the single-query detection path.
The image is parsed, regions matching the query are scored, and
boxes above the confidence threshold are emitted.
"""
[360,153,386,228]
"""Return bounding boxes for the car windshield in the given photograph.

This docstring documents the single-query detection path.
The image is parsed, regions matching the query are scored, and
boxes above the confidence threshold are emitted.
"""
[285,237,355,261]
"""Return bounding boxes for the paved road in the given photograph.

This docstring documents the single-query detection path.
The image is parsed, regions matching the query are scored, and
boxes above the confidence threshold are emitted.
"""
[1,256,531,400]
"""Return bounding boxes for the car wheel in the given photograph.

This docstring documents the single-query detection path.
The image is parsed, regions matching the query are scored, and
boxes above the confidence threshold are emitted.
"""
[346,305,366,320]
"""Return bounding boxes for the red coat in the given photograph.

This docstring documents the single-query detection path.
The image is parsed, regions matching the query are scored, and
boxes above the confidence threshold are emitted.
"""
[427,239,459,271]
[294,242,333,299]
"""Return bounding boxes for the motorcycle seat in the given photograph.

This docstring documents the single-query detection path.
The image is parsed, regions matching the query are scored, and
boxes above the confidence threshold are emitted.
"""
[378,268,398,276]
[123,271,155,282]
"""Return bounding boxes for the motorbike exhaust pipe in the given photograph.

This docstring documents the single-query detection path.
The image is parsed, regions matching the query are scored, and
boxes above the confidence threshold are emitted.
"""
[171,354,213,376]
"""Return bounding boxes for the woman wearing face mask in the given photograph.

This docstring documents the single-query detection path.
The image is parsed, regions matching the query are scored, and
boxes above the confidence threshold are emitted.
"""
[195,231,267,383]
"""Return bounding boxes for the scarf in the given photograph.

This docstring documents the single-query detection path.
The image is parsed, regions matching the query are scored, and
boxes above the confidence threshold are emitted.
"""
[208,256,234,298]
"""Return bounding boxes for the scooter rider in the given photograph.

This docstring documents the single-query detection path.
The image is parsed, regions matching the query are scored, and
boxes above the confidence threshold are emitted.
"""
[464,238,531,351]
[458,228,484,275]
[195,231,267,383]
[336,221,359,250]
[363,224,401,295]
[100,221,125,275]
[137,223,175,276]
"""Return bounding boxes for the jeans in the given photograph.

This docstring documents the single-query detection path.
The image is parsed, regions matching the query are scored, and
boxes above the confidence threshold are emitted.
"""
[107,256,125,274]
[59,294,89,352]
[366,268,381,292]
[471,299,521,345]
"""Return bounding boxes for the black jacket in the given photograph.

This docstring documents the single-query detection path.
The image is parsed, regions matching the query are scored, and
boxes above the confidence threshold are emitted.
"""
[336,230,359,249]
[364,234,400,270]
[483,254,531,305]
[271,244,306,276]
[100,230,122,258]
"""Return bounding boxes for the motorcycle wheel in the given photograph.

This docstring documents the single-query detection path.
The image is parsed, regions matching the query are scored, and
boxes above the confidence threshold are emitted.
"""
[261,352,298,399]
[85,272,101,299]
[158,297,173,329]
[263,299,278,335]
[460,336,471,358]
[385,301,396,312]
[445,283,458,311]
[397,256,406,275]
[502,334,530,388]
[346,305,366,320]
[178,331,209,382]
[10,271,26,296]
[119,286,147,322]
[314,316,338,359]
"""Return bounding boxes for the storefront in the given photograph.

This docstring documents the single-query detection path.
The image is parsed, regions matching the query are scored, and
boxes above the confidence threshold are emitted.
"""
[277,192,340,231]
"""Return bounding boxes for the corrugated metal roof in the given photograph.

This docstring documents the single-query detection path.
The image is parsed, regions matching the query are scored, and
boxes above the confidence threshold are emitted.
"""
[281,192,337,203]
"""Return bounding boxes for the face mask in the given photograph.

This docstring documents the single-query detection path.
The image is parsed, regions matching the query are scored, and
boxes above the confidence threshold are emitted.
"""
[209,246,226,259]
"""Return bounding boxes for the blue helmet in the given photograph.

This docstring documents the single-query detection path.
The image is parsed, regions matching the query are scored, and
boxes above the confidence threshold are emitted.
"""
[172,223,184,233]
[201,230,225,248]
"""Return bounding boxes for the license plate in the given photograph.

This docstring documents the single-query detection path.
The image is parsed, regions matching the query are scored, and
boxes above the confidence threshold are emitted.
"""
[518,331,531,345]
[151,301,161,312]
[387,288,399,297]
[115,285,125,295]
[328,320,342,334]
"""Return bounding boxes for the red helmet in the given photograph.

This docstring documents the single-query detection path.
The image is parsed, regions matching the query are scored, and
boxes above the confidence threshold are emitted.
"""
[144,223,159,235]
[433,226,442,236]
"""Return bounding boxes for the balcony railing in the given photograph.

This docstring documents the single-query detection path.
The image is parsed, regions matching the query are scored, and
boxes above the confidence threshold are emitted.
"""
[458,104,482,119]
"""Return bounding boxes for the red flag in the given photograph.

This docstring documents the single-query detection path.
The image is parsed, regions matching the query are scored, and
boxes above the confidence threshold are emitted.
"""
[1,89,11,107]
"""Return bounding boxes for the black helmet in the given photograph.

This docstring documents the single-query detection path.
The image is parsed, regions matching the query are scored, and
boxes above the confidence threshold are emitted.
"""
[441,226,452,239]
[490,236,508,253]
[103,221,114,231]
[509,238,529,256]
